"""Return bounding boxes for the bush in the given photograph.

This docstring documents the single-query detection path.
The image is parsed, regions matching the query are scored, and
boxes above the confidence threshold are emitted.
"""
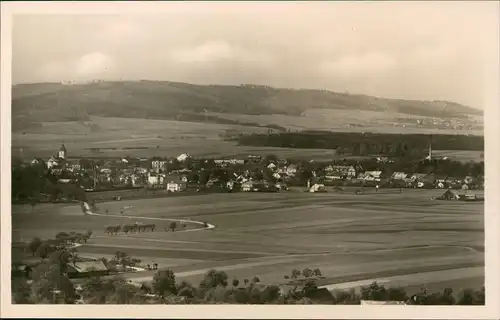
[152,269,177,296]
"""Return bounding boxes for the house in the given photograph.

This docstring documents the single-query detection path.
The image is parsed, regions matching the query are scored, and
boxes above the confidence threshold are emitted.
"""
[286,164,298,176]
[46,157,59,169]
[166,180,187,192]
[359,171,382,182]
[235,174,248,183]
[241,181,254,192]
[376,157,394,164]
[458,193,484,202]
[436,189,460,200]
[226,180,236,191]
[391,172,408,180]
[147,172,165,187]
[214,159,245,167]
[267,163,277,170]
[274,182,288,191]
[310,183,327,193]
[273,172,282,180]
[325,165,356,178]
[464,176,475,185]
[66,260,108,279]
[151,159,168,173]
[253,181,275,192]
[68,162,82,172]
[177,153,191,162]
[410,173,428,182]
[445,177,462,185]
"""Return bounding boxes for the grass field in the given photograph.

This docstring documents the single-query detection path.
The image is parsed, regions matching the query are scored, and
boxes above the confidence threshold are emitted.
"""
[11,116,483,161]
[12,188,484,293]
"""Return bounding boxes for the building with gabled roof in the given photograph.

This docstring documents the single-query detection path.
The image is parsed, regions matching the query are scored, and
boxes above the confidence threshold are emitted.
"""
[66,260,108,278]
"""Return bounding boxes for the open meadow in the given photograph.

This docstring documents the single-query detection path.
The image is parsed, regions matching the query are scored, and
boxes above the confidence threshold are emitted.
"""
[11,116,483,162]
[12,188,484,293]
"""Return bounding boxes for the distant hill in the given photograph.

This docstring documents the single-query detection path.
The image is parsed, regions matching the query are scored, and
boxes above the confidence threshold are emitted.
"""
[11,81,482,131]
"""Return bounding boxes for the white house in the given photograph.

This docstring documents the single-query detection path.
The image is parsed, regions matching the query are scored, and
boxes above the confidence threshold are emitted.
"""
[46,157,59,169]
[267,163,277,170]
[286,164,298,176]
[310,183,327,193]
[151,160,167,173]
[359,171,382,182]
[325,165,357,178]
[166,181,187,192]
[391,172,408,180]
[177,153,191,162]
[148,173,159,186]
[241,181,254,192]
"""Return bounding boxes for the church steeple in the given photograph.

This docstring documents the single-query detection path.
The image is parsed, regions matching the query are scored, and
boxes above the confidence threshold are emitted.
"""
[58,144,67,159]
[426,135,432,161]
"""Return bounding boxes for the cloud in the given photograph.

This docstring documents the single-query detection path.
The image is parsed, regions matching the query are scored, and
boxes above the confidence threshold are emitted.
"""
[35,52,115,82]
[171,41,273,65]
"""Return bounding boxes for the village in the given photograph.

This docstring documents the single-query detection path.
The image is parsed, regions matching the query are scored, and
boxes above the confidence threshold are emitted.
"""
[15,143,484,204]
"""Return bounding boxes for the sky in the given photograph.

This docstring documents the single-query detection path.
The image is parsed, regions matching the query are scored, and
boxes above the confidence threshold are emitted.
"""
[11,1,499,109]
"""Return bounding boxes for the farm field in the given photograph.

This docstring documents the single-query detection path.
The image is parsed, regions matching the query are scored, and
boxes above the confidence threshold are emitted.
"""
[206,109,484,135]
[12,116,483,161]
[12,189,484,293]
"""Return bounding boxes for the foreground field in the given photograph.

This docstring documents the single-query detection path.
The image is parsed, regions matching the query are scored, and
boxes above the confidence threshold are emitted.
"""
[12,189,484,293]
[12,116,483,161]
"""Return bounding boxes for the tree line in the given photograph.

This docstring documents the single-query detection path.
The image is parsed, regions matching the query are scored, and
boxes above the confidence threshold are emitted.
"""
[237,132,484,156]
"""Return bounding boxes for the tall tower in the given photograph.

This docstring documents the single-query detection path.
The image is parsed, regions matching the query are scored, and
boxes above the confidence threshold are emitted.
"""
[58,144,67,159]
[427,135,432,160]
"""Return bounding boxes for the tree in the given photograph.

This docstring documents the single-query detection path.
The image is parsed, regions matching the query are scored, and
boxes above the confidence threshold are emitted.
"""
[312,268,322,277]
[169,221,177,232]
[152,269,177,296]
[360,282,390,301]
[177,281,196,298]
[260,285,281,304]
[12,278,33,304]
[28,237,42,256]
[457,287,485,305]
[36,242,55,261]
[303,280,318,296]
[31,262,76,303]
[332,288,361,305]
[232,278,240,288]
[243,278,249,286]
[302,268,313,278]
[199,269,228,289]
[291,269,301,279]
[106,281,141,304]
[264,154,278,164]
[251,276,261,284]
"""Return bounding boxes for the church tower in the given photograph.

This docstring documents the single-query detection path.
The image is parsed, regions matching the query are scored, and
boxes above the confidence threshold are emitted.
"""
[426,136,432,161]
[58,144,67,159]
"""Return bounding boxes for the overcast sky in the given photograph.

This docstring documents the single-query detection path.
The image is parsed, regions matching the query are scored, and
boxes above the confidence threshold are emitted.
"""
[11,1,499,109]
